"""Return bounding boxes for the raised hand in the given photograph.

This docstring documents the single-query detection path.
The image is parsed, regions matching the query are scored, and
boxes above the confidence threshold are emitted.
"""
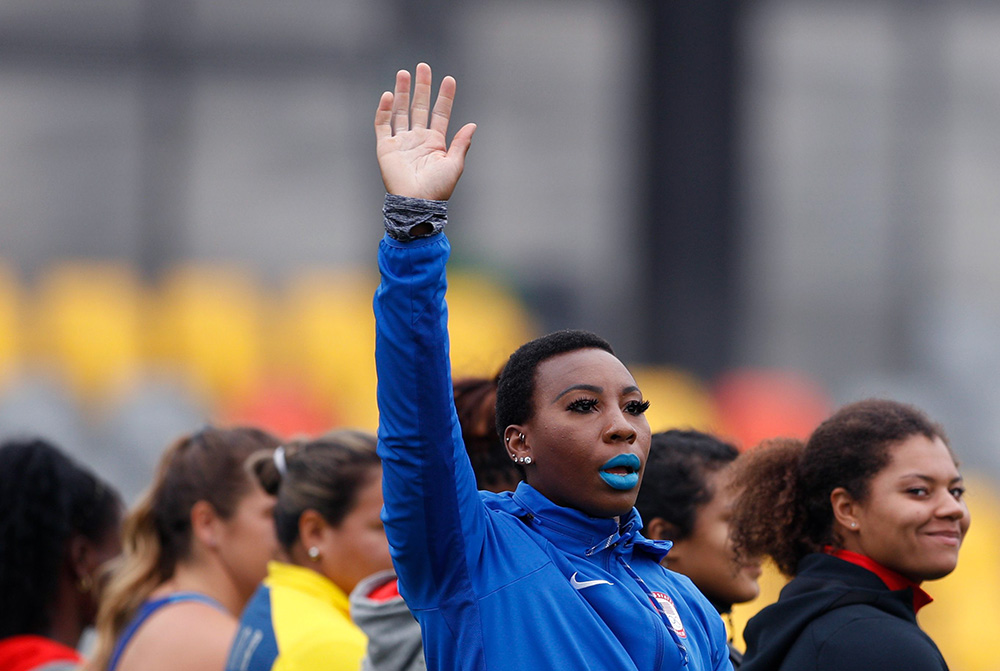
[374,63,477,201]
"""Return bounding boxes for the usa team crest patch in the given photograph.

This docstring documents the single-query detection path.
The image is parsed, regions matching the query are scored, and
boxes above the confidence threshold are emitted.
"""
[650,591,687,639]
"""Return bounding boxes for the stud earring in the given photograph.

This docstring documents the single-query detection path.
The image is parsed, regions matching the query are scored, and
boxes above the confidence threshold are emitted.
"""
[519,433,525,442]
[308,546,321,561]
[77,574,93,593]
[523,456,532,465]
[850,522,857,528]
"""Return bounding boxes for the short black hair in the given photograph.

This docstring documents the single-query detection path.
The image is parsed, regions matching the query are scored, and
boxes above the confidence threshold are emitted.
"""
[495,329,614,437]
[634,429,739,540]
[0,438,122,637]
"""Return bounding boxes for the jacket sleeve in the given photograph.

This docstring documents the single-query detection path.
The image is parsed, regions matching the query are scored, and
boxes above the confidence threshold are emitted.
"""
[373,210,489,613]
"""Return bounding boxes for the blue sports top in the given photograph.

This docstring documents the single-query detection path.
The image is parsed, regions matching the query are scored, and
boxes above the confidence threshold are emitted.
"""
[108,592,226,671]
[373,195,733,671]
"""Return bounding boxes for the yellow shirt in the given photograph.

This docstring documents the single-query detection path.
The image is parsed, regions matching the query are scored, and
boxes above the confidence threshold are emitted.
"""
[227,561,366,671]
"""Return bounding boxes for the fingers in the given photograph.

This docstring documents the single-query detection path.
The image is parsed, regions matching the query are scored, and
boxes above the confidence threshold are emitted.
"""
[374,91,394,141]
[410,63,432,130]
[447,122,477,163]
[429,75,457,138]
[391,69,411,134]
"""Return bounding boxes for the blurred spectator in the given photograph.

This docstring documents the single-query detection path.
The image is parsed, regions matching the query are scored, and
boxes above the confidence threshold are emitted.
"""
[225,430,389,671]
[634,429,761,668]
[0,438,123,671]
[89,427,281,671]
[732,399,968,671]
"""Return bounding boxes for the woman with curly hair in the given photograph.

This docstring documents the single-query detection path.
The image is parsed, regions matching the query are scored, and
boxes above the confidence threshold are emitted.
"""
[731,399,969,671]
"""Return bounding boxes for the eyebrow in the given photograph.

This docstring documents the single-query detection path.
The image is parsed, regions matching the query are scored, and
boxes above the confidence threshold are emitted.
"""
[552,384,641,402]
[899,474,964,485]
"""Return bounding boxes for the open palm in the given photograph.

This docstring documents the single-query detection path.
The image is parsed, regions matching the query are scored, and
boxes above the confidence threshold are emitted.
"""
[375,63,476,201]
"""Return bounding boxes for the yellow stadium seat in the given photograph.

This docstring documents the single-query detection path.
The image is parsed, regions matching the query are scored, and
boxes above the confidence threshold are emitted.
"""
[277,268,380,431]
[153,265,266,406]
[0,264,21,390]
[445,271,536,378]
[31,262,144,400]
[630,366,720,434]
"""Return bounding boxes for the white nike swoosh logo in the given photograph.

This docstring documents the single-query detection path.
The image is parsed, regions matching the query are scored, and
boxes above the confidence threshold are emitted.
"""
[570,572,613,590]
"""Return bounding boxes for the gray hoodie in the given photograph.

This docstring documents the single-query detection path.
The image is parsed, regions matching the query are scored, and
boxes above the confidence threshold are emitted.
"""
[349,570,427,671]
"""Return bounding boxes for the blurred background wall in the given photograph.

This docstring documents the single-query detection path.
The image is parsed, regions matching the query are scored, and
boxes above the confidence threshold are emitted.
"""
[2,1,1000,666]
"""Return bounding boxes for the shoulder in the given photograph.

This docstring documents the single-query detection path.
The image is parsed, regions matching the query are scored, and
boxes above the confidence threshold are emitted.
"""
[796,607,945,671]
[117,600,237,671]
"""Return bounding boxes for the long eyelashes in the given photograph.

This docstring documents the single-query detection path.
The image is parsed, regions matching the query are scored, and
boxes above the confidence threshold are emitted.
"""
[565,398,650,415]
[567,398,598,413]
[626,400,651,416]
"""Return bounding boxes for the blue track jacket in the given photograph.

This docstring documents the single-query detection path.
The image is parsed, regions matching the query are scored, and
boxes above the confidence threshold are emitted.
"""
[374,198,732,671]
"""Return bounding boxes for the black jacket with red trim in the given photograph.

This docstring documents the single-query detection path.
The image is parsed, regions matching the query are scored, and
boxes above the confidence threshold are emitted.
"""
[741,553,948,671]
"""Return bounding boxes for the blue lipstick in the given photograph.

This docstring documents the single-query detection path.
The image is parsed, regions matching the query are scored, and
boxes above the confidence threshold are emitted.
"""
[599,454,642,491]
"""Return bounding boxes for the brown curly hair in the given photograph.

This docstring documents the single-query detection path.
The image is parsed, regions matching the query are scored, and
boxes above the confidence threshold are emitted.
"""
[729,398,950,576]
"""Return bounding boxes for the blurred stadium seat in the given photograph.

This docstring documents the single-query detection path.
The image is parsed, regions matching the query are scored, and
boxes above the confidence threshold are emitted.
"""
[30,262,144,400]
[277,268,380,431]
[0,265,21,391]
[153,265,266,406]
[446,271,537,378]
[0,377,95,460]
[630,366,720,433]
[98,376,209,504]
[713,368,832,450]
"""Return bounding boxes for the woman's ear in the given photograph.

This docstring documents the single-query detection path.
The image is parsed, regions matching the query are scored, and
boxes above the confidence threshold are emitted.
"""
[830,487,859,531]
[503,426,530,461]
[298,509,328,552]
[644,517,681,543]
[190,500,221,550]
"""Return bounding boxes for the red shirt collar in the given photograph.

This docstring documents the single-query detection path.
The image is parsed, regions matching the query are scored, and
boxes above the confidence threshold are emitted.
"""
[824,547,932,613]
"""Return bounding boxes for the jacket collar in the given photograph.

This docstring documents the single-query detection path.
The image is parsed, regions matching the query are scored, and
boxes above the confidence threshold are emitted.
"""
[493,482,671,560]
[266,560,351,618]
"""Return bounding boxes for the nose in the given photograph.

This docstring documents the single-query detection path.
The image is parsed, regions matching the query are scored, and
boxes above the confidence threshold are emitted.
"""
[936,490,967,521]
[603,407,637,444]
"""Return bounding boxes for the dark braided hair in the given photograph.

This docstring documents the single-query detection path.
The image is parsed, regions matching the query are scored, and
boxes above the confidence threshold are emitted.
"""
[495,329,614,438]
[730,398,949,576]
[0,438,121,637]
[634,430,739,540]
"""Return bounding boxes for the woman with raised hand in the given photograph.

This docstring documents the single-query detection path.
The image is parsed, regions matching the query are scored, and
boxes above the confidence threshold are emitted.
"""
[225,430,392,671]
[634,430,762,668]
[732,399,969,671]
[0,438,123,671]
[89,426,281,671]
[349,375,522,671]
[373,63,731,671]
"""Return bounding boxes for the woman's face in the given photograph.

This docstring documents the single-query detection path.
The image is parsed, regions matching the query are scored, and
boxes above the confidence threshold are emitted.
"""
[666,467,761,607]
[317,469,393,594]
[847,433,970,582]
[516,348,652,518]
[216,483,279,605]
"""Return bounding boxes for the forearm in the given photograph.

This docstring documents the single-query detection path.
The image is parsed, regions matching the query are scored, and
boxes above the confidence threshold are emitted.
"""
[373,195,483,608]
